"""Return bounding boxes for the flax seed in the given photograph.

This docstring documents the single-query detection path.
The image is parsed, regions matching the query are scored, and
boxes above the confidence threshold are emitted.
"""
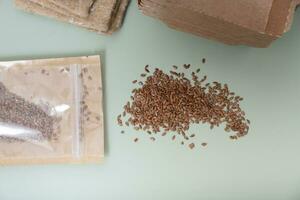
[189,143,195,149]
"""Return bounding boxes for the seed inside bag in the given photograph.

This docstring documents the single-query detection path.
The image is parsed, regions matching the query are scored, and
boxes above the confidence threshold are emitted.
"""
[0,56,104,165]
[118,64,250,150]
[0,82,56,142]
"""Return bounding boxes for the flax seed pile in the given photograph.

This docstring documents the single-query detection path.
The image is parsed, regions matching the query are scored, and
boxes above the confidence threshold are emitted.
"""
[118,64,250,149]
[0,81,56,142]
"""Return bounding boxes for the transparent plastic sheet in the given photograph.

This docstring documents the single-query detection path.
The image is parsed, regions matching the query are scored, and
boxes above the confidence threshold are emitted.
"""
[0,56,104,165]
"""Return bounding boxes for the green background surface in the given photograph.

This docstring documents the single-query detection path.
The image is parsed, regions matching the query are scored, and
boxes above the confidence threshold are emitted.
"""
[1,1,300,199]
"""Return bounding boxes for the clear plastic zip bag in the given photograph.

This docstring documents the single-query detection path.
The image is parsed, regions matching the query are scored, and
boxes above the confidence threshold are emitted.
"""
[0,56,104,165]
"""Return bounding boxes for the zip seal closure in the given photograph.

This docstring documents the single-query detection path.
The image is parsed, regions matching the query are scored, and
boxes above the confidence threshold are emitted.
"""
[71,64,82,159]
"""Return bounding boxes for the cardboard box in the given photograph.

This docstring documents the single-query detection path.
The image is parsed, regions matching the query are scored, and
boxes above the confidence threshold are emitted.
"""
[15,0,130,35]
[139,0,300,47]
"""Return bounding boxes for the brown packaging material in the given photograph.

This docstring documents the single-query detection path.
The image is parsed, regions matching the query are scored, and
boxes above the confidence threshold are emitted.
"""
[139,0,300,47]
[28,0,94,18]
[30,0,94,18]
[108,0,130,34]
[15,0,117,33]
[45,0,94,18]
[0,56,104,165]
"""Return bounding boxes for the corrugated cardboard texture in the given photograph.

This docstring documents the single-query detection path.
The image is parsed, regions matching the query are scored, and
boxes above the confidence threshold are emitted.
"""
[139,0,300,47]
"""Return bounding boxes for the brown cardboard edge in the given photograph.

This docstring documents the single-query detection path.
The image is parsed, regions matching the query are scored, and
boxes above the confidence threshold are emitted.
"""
[139,0,277,47]
[139,0,273,33]
[106,0,130,34]
[284,0,300,32]
[265,0,294,36]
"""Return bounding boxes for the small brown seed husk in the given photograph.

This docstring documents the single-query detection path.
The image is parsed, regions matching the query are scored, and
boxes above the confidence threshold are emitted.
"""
[134,138,139,142]
[145,65,150,73]
[183,64,191,69]
[201,143,207,147]
[230,136,238,140]
[189,143,195,149]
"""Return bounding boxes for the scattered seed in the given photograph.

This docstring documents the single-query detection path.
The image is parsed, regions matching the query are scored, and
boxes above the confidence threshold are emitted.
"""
[172,135,176,140]
[41,69,46,74]
[117,115,123,126]
[140,73,147,77]
[145,65,150,73]
[230,135,238,140]
[196,68,200,73]
[118,64,250,149]
[170,71,180,77]
[150,137,155,141]
[121,130,125,134]
[83,68,88,73]
[201,143,207,147]
[172,65,178,70]
[202,58,206,64]
[88,76,92,80]
[181,141,184,145]
[183,64,191,69]
[132,80,137,84]
[189,143,195,149]
[134,138,139,142]
[60,69,64,73]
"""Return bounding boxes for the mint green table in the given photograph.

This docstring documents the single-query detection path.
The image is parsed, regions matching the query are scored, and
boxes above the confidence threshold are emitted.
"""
[1,1,300,199]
